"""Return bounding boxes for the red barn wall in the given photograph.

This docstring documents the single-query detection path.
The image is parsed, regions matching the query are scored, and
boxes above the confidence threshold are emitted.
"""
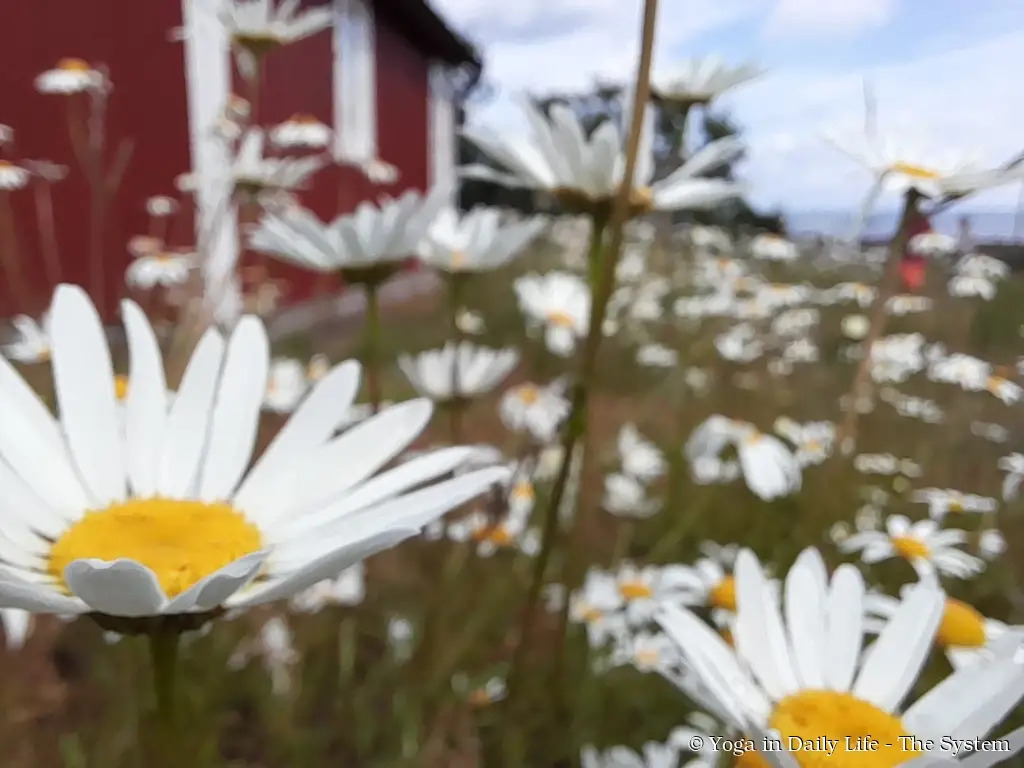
[0,0,192,320]
[255,5,431,308]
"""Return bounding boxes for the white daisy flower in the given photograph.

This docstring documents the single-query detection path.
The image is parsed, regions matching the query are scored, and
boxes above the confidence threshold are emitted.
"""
[498,381,570,444]
[909,232,957,257]
[3,314,51,363]
[866,589,1024,671]
[912,488,997,522]
[250,187,448,274]
[232,129,326,197]
[657,547,1024,768]
[460,97,744,216]
[35,58,106,94]
[840,514,984,581]
[826,131,1024,201]
[515,272,591,357]
[146,196,179,218]
[998,454,1024,501]
[455,308,485,335]
[0,160,30,191]
[125,249,194,289]
[841,314,870,340]
[269,114,332,150]
[617,423,666,482]
[637,343,678,368]
[215,0,332,78]
[421,206,548,273]
[581,740,682,768]
[0,285,506,622]
[949,275,997,301]
[750,234,798,262]
[602,473,659,518]
[956,254,1008,280]
[652,56,764,106]
[397,342,519,402]
[686,416,802,501]
[264,358,309,413]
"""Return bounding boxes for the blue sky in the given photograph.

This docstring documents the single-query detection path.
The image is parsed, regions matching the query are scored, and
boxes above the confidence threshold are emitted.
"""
[432,0,1024,215]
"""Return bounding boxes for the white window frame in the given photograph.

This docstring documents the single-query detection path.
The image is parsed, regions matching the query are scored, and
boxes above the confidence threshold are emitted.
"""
[428,62,456,200]
[333,0,378,162]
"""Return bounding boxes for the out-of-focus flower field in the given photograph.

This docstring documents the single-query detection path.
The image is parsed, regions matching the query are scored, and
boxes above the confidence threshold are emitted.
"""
[4,1,1024,766]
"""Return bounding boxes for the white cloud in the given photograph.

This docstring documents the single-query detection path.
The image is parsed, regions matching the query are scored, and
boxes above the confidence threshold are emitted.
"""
[762,0,897,39]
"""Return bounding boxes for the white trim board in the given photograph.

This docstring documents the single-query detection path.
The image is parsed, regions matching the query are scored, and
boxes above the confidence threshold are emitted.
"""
[428,62,456,202]
[333,0,378,162]
[181,0,241,323]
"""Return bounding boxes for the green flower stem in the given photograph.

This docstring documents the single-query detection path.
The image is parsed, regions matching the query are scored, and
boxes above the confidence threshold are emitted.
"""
[835,188,921,451]
[447,272,469,441]
[502,2,660,760]
[148,628,181,763]
[364,280,383,413]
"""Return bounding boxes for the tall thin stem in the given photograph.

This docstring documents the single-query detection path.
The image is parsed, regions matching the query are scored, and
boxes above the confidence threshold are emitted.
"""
[364,280,383,412]
[447,272,467,441]
[32,179,62,292]
[835,189,920,452]
[148,628,181,765]
[502,0,660,744]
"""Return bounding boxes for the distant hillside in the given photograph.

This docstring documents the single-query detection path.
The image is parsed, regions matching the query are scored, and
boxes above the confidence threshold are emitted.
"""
[787,210,1023,242]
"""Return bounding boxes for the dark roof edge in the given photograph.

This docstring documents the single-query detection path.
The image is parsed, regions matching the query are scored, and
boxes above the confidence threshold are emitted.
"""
[374,0,481,69]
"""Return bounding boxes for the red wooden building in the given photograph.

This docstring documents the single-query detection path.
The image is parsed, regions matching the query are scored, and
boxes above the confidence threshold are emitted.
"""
[0,0,478,323]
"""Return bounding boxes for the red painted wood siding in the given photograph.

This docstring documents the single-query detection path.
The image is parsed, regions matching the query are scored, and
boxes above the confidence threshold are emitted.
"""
[255,5,431,307]
[0,0,192,319]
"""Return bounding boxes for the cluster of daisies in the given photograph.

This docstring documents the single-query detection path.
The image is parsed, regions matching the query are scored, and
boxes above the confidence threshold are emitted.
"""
[4,3,1024,761]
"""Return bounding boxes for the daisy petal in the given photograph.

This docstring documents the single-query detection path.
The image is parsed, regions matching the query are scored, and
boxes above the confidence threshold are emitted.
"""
[64,559,167,617]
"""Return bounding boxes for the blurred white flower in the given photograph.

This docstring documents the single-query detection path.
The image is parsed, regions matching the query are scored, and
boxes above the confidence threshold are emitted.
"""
[270,114,332,150]
[421,206,547,272]
[461,97,744,215]
[3,313,51,364]
[250,186,449,272]
[515,272,591,357]
[499,382,570,444]
[652,57,764,105]
[398,342,519,402]
[35,58,106,94]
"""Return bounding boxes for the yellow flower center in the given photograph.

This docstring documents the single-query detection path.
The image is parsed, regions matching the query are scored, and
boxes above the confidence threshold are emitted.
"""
[579,606,603,623]
[472,524,514,548]
[547,311,575,328]
[709,576,737,611]
[468,688,494,706]
[451,250,467,269]
[937,599,987,648]
[734,690,921,768]
[57,58,92,72]
[47,498,263,599]
[890,535,929,561]
[890,162,941,181]
[511,481,535,503]
[619,579,654,600]
[743,431,764,446]
[516,384,540,405]
[289,113,319,125]
[987,376,1006,394]
[307,356,329,382]
[114,374,130,401]
[634,648,661,667]
[947,497,964,513]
